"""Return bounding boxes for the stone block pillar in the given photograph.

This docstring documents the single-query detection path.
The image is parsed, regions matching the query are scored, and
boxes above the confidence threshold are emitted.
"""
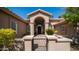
[23,35,34,51]
[48,39,56,51]
[24,39,32,51]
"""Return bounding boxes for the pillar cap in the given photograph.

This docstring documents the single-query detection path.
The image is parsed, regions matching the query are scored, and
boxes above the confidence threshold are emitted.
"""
[22,35,34,41]
[46,34,72,42]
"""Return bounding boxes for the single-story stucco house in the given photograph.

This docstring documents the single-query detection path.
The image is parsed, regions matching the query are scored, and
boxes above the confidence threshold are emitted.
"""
[0,7,74,38]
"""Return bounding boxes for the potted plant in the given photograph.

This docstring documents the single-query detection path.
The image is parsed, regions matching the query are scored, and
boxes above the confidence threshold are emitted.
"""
[46,28,58,35]
[46,29,54,35]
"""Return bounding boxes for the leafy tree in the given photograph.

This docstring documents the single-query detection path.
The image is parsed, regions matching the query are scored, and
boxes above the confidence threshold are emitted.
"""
[61,7,79,36]
[0,28,15,50]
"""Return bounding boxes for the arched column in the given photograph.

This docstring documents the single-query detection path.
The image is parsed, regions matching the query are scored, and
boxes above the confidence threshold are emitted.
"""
[30,22,34,35]
[29,13,50,35]
[45,22,49,35]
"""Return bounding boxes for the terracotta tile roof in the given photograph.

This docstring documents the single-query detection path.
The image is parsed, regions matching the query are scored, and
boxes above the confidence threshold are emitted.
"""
[50,18,65,25]
[0,7,28,24]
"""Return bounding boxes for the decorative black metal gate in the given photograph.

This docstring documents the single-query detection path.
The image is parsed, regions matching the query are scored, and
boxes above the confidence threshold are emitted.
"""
[32,35,48,51]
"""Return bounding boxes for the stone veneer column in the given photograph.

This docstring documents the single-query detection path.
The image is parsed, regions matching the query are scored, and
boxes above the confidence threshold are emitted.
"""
[23,35,34,51]
[24,39,32,51]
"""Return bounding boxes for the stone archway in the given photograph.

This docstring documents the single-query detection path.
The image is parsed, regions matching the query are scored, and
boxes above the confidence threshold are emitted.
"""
[34,17,45,35]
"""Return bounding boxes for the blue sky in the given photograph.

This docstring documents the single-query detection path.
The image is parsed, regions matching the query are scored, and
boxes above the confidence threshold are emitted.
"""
[8,7,66,20]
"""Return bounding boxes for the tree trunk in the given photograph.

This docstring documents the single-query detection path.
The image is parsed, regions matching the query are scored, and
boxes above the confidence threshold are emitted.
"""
[74,26,77,36]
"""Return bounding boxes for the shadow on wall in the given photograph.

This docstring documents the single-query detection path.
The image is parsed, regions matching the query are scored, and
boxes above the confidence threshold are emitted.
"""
[32,44,38,51]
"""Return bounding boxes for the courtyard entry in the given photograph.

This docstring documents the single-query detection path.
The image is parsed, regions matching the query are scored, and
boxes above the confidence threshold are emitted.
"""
[34,17,45,35]
[32,35,48,51]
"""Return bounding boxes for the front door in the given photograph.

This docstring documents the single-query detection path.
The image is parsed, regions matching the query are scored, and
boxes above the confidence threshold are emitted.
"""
[34,17,45,35]
[38,26,42,34]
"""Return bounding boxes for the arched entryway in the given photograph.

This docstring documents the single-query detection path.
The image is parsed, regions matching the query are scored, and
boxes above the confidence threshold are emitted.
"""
[34,17,45,35]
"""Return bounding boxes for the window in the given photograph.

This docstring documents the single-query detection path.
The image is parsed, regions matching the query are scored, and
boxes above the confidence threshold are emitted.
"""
[26,25,30,34]
[10,21,18,34]
[60,25,64,31]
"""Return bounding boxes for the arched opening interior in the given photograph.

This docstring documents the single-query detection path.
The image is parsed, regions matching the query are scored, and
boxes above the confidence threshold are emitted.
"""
[34,17,45,35]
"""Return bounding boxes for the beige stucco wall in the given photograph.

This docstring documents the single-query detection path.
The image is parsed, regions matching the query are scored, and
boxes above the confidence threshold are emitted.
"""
[50,18,74,38]
[0,10,27,38]
[29,13,50,35]
[10,16,27,37]
[48,41,71,51]
[53,23,74,38]
[0,11,10,28]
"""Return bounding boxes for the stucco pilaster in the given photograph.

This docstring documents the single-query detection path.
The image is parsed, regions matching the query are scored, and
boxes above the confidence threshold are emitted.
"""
[45,22,49,35]
[30,23,34,35]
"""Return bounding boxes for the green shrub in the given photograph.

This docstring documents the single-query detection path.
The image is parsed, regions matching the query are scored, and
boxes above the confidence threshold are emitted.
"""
[46,29,54,35]
[0,28,16,48]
